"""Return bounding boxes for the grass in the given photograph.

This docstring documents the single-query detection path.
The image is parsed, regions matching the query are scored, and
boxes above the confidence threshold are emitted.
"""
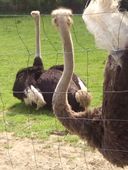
[0,14,107,142]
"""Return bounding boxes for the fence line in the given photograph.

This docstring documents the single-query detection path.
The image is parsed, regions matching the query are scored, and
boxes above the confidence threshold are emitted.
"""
[0,12,128,169]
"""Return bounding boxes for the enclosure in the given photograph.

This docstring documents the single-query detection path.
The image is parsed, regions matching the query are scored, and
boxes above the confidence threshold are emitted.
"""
[0,12,128,170]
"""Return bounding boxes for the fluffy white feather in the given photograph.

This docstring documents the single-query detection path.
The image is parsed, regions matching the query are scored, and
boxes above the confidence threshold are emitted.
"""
[31,10,40,17]
[82,0,128,52]
[51,8,72,17]
[78,77,87,91]
[24,85,46,110]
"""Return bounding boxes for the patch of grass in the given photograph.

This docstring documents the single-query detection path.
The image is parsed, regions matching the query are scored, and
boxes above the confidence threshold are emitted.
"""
[0,15,107,142]
[63,134,80,144]
[0,103,65,140]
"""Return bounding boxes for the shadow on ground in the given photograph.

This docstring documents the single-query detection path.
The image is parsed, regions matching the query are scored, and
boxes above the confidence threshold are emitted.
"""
[7,102,54,117]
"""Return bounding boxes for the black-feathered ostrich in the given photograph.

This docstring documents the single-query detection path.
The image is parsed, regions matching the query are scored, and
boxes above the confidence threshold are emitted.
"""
[13,11,45,109]
[52,4,128,168]
[13,10,91,111]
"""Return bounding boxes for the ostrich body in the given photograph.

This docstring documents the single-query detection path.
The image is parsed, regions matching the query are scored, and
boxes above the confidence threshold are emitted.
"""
[13,11,89,111]
[52,7,128,167]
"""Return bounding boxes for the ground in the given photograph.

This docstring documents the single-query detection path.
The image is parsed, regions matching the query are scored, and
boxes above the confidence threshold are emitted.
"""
[0,133,128,170]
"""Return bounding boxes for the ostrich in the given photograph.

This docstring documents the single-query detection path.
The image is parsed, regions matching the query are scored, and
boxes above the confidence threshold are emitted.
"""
[12,11,46,109]
[52,6,128,167]
[13,10,90,111]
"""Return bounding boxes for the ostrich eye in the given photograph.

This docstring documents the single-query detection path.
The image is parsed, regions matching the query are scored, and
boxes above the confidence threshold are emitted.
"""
[67,17,71,26]
[53,17,58,26]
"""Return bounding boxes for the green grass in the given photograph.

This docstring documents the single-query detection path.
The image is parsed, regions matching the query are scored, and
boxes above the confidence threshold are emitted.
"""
[0,15,107,142]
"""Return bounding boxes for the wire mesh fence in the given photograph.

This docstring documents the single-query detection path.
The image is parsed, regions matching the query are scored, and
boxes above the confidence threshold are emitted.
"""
[0,9,128,170]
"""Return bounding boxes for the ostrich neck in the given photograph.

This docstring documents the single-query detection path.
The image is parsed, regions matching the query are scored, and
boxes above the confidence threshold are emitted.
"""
[35,18,41,58]
[54,19,74,104]
[53,17,103,150]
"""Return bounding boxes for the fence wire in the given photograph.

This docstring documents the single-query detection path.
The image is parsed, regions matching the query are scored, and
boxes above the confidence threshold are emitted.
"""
[0,10,128,170]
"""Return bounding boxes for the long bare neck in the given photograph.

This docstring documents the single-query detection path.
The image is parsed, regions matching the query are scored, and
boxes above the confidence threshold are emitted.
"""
[52,12,102,150]
[34,17,41,58]
[54,17,74,104]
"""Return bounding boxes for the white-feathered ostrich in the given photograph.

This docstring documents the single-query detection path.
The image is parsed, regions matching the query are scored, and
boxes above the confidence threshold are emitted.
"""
[52,6,128,167]
[13,10,90,111]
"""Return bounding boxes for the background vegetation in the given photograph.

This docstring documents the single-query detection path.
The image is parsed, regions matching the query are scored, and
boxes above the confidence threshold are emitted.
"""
[0,0,90,14]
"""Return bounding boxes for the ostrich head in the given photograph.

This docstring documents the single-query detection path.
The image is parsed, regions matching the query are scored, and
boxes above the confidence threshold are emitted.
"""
[31,10,40,20]
[52,8,73,31]
[82,0,128,53]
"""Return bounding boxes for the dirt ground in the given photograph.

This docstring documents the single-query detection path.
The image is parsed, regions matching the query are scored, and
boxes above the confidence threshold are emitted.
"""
[0,132,128,170]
